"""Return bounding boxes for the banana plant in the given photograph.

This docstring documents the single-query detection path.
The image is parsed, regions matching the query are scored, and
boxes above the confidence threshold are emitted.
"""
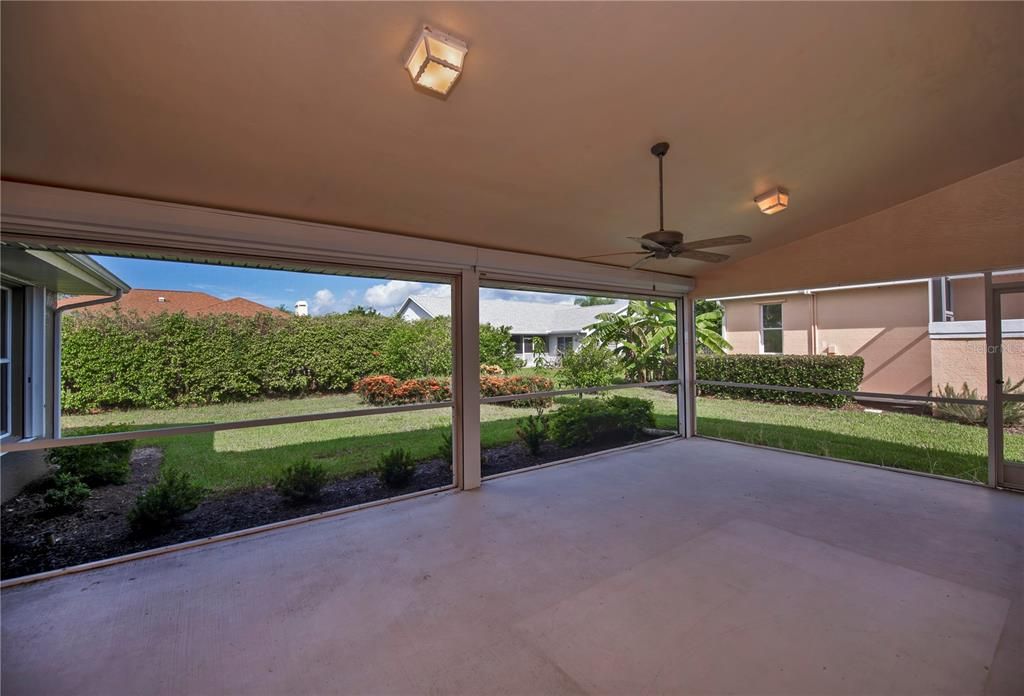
[586,300,731,382]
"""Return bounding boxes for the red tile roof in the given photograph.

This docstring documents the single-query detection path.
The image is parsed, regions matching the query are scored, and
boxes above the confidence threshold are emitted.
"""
[57,289,289,318]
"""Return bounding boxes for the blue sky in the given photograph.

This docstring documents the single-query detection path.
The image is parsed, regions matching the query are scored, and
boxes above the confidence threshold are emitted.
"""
[94,255,581,315]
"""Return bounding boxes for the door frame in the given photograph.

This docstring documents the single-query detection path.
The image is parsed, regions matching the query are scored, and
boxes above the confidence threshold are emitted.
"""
[986,273,1024,489]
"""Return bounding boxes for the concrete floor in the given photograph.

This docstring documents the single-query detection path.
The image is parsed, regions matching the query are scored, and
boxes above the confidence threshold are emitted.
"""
[3,438,1022,695]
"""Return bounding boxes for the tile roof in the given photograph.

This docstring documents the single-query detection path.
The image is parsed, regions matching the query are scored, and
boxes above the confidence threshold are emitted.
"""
[404,295,627,335]
[57,289,289,318]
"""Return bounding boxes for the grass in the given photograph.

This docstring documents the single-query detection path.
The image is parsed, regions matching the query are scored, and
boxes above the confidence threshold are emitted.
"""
[62,389,1018,490]
[696,397,1024,484]
[63,390,678,491]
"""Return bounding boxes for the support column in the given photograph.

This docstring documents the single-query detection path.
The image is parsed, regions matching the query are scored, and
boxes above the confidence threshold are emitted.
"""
[984,272,1000,488]
[678,295,696,438]
[455,269,481,490]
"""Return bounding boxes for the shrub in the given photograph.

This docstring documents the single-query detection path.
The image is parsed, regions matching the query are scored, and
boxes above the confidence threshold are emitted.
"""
[378,448,416,489]
[479,324,522,372]
[275,459,329,503]
[43,473,91,512]
[515,415,547,456]
[354,376,451,406]
[696,354,864,408]
[546,396,654,448]
[479,375,555,409]
[128,469,204,534]
[557,339,619,391]
[934,378,1024,426]
[61,311,400,412]
[438,429,453,462]
[480,364,505,376]
[61,310,523,413]
[47,426,135,486]
[355,374,553,407]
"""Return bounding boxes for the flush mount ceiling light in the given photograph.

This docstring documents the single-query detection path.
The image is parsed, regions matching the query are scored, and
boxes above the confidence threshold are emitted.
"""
[754,187,790,215]
[404,25,468,97]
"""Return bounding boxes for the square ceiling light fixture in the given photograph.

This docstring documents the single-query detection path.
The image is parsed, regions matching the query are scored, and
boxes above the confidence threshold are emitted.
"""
[754,187,790,215]
[404,25,468,97]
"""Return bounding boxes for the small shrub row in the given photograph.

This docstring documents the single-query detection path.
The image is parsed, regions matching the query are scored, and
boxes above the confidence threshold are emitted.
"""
[479,375,555,409]
[546,396,655,448]
[355,374,555,407]
[934,378,1024,426]
[128,469,204,534]
[46,425,136,485]
[353,376,451,405]
[44,472,91,512]
[275,459,330,503]
[515,415,547,455]
[695,354,864,408]
[378,448,417,488]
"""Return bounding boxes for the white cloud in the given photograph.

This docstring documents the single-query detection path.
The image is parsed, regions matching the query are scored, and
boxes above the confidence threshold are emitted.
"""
[480,288,577,305]
[361,280,599,315]
[363,280,450,314]
[308,288,357,315]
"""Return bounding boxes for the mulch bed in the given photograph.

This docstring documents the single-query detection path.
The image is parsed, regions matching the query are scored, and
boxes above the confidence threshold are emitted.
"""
[2,434,666,580]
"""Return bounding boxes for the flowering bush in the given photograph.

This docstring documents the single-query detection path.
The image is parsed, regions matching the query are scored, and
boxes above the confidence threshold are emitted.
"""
[480,375,554,409]
[354,376,451,406]
[355,374,553,407]
[480,364,505,376]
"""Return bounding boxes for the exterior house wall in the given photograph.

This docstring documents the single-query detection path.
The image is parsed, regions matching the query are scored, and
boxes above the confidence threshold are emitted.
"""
[723,284,931,395]
[948,273,1024,321]
[815,285,931,395]
[722,295,811,355]
[2,288,56,502]
[931,337,1024,399]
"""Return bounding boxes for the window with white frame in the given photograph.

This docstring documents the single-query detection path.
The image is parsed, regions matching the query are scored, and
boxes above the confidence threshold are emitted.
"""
[0,286,11,438]
[556,336,574,354]
[760,303,783,354]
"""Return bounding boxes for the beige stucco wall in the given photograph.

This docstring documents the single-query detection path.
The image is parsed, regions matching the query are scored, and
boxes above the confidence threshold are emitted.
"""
[932,337,1024,398]
[723,283,931,395]
[816,285,931,395]
[949,273,1024,321]
[722,295,811,355]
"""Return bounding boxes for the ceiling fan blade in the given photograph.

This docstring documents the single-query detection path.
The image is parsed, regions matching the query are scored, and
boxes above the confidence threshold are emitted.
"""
[629,253,655,269]
[674,250,730,263]
[627,236,668,253]
[679,235,752,251]
[579,251,649,260]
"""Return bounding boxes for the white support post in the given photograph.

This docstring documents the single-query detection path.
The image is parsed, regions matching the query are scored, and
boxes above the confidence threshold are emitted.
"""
[678,295,696,438]
[984,272,1000,488]
[454,269,481,490]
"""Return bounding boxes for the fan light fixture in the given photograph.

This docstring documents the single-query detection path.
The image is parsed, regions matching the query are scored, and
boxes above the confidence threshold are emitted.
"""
[755,187,790,215]
[404,25,468,97]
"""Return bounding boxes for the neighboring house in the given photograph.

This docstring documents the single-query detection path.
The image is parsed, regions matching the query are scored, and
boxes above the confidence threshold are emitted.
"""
[56,288,289,318]
[717,272,1024,397]
[397,295,628,366]
[1,247,130,501]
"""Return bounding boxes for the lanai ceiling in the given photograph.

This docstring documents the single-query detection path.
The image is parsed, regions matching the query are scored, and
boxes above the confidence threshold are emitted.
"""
[2,2,1021,278]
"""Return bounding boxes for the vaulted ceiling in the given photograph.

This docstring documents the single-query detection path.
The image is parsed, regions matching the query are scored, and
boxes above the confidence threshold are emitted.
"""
[2,2,1021,278]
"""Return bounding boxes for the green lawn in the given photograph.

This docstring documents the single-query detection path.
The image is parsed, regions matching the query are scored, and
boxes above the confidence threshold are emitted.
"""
[62,390,1016,490]
[697,397,1023,484]
[62,390,677,491]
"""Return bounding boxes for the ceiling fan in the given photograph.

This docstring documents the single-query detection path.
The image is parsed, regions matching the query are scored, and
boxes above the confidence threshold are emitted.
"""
[582,142,752,269]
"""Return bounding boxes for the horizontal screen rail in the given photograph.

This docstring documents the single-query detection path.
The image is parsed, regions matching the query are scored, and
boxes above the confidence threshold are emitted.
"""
[1,400,454,453]
[695,380,987,406]
[480,380,679,405]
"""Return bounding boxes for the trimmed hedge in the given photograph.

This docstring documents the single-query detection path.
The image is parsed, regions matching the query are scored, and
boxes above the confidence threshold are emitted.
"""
[696,354,864,408]
[61,311,519,413]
